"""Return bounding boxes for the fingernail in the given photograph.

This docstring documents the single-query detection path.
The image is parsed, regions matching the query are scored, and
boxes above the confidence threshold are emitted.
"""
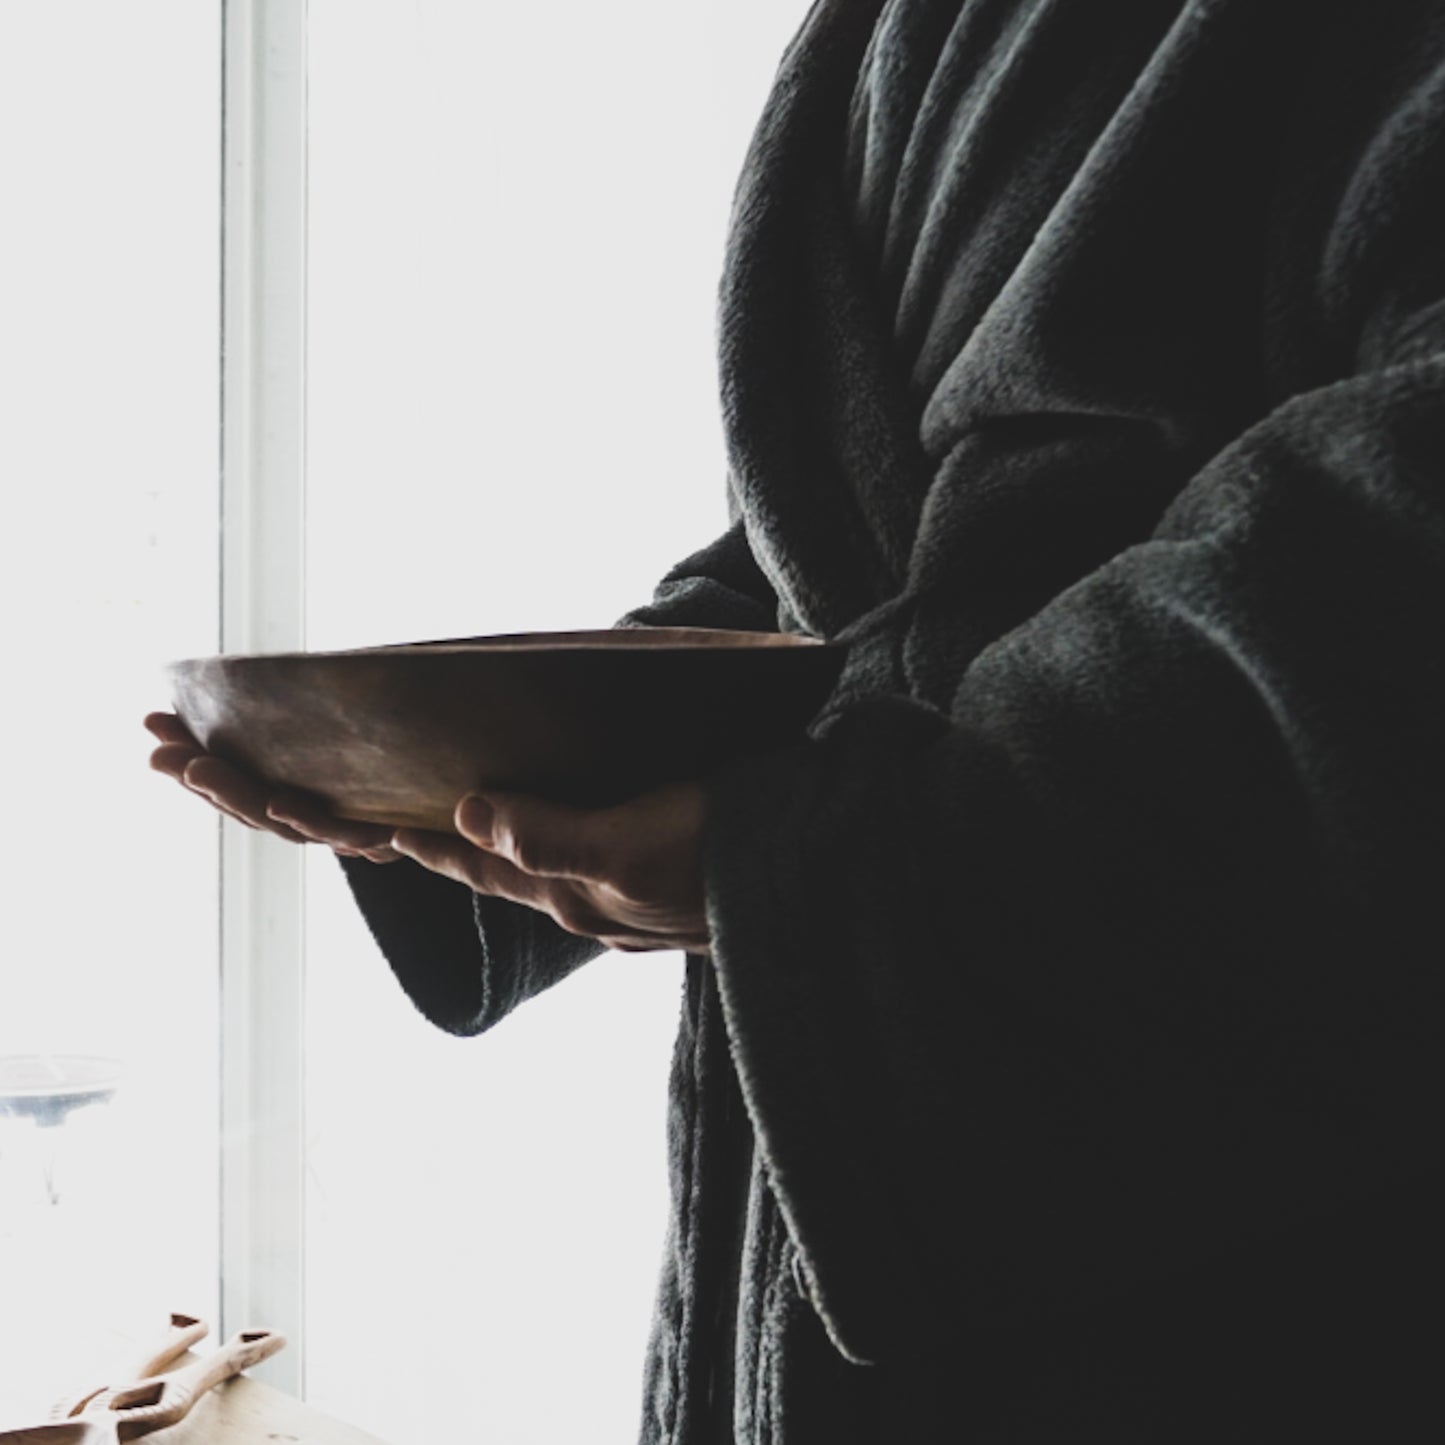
[457,794,495,843]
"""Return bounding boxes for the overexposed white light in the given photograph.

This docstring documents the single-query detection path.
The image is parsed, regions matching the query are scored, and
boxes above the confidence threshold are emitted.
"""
[0,0,221,1422]
[302,3,814,1443]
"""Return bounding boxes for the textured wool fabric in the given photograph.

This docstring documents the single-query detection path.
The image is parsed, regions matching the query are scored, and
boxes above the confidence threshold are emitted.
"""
[342,1,1445,1438]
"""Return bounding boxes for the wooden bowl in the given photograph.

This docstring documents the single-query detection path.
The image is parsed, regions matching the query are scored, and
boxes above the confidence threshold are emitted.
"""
[168,628,844,833]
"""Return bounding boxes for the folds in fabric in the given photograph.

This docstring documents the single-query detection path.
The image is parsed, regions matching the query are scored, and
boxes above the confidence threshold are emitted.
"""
[700,0,1445,1395]
[341,0,1445,1434]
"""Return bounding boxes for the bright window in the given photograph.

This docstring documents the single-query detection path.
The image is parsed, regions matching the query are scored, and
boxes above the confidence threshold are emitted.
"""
[0,1,812,1439]
[0,0,221,1420]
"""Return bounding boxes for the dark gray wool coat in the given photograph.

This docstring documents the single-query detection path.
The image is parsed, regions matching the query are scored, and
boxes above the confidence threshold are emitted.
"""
[343,0,1445,1438]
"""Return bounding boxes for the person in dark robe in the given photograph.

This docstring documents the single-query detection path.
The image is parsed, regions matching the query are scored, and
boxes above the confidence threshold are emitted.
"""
[151,1,1445,1438]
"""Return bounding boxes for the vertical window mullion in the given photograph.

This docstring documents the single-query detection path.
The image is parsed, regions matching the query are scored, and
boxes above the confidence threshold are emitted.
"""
[219,0,307,1396]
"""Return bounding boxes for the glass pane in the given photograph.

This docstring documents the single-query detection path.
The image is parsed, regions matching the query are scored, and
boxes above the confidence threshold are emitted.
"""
[0,0,220,1420]
[304,2,812,1440]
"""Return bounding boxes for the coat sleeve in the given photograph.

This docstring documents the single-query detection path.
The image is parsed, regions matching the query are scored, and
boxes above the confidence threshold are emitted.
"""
[702,221,1445,1362]
[341,515,781,1035]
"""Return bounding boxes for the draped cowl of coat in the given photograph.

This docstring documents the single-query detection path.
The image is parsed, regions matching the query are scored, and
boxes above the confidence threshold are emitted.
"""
[341,1,1445,1439]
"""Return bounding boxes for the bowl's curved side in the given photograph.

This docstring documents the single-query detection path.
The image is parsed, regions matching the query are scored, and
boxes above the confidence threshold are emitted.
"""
[168,642,846,832]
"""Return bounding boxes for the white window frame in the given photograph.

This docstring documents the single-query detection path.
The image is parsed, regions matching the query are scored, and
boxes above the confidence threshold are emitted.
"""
[219,0,308,1397]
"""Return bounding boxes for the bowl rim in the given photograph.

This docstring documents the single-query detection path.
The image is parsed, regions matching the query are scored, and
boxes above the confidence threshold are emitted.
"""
[169,626,835,668]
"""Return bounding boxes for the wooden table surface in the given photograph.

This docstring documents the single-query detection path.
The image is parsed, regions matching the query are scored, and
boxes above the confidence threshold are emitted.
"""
[112,1365,390,1445]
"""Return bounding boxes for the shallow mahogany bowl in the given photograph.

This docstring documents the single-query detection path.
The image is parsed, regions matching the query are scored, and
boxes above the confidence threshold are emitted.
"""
[168,628,843,833]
